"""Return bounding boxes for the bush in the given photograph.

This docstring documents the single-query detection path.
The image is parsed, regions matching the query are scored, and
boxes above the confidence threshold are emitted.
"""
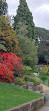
[14,77,26,85]
[16,36,38,67]
[23,75,30,82]
[47,77,49,85]
[39,75,47,81]
[23,65,33,75]
[18,73,24,78]
[0,51,23,83]
[40,65,49,75]
[0,16,22,57]
[0,64,14,83]
[29,77,40,86]
[23,74,40,86]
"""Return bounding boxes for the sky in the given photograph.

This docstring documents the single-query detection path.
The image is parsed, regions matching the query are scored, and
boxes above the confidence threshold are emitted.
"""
[6,0,49,29]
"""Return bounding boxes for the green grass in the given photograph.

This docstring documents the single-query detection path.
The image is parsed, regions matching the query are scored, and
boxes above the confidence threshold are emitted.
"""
[0,82,42,111]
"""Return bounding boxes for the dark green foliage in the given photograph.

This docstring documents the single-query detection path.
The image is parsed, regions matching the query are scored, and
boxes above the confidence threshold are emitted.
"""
[14,0,38,67]
[23,65,33,75]
[14,77,26,85]
[23,75,29,81]
[29,77,40,85]
[15,21,28,37]
[0,35,6,52]
[0,0,8,15]
[14,0,36,40]
[36,27,49,41]
[40,75,48,81]
[36,27,49,64]
[0,44,7,52]
[16,36,38,67]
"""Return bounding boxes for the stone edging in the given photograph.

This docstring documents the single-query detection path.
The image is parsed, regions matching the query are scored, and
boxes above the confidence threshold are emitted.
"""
[6,97,45,111]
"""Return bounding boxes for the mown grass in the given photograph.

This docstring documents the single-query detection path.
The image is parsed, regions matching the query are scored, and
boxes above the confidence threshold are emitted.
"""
[0,82,42,111]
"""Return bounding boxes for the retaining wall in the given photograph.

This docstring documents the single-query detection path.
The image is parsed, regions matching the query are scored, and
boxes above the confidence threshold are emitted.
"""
[21,83,43,93]
[7,97,45,111]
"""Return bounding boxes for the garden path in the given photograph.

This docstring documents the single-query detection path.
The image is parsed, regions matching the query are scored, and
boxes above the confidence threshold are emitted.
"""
[37,92,49,111]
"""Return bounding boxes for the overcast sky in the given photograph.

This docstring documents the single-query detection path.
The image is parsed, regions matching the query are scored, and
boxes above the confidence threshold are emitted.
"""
[6,0,49,29]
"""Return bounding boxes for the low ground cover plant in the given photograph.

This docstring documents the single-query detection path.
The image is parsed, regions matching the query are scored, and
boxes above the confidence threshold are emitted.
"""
[36,65,49,86]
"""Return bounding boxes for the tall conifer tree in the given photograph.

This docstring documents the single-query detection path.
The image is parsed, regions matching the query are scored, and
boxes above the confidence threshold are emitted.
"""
[14,0,36,40]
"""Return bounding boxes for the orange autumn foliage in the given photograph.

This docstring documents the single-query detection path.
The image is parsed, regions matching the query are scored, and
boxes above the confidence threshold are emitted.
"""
[0,16,22,57]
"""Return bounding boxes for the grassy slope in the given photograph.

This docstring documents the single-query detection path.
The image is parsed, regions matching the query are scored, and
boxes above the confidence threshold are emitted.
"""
[0,82,42,111]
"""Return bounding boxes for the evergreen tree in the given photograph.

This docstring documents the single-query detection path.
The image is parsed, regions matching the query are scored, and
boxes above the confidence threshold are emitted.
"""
[0,0,8,15]
[14,0,36,40]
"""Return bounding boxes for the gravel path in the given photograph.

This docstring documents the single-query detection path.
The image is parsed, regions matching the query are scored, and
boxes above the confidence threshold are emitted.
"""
[37,92,49,111]
[41,84,49,94]
[37,99,49,111]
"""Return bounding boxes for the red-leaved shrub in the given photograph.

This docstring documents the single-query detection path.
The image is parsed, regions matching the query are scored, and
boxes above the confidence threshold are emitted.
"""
[0,51,23,83]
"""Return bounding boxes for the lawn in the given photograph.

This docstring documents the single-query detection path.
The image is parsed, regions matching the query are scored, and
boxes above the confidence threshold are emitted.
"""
[0,82,42,111]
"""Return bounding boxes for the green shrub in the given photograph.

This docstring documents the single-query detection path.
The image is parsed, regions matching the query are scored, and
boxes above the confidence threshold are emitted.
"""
[29,77,40,86]
[23,74,41,86]
[40,75,47,81]
[40,65,49,75]
[18,73,24,78]
[47,77,49,85]
[23,65,36,78]
[14,77,26,85]
[23,65,33,75]
[32,66,40,73]
[0,44,7,52]
[23,75,30,82]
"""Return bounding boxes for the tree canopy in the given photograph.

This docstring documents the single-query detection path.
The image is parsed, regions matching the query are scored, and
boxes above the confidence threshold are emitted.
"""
[0,16,22,57]
[16,35,38,67]
[14,0,36,40]
[36,27,49,64]
[0,0,8,15]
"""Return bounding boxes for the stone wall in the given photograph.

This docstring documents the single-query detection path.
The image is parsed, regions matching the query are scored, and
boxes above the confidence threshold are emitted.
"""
[7,97,45,111]
[33,85,43,93]
[22,83,43,93]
